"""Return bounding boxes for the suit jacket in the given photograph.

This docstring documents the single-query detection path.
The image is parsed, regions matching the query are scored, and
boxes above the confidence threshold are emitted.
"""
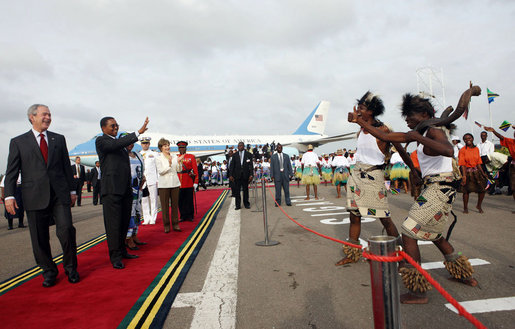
[95,133,138,196]
[5,130,75,211]
[270,152,293,181]
[229,150,253,180]
[91,167,101,186]
[71,163,86,187]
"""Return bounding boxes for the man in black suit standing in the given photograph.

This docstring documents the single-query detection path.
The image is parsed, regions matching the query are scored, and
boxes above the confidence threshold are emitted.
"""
[4,104,79,287]
[95,116,148,269]
[71,156,86,206]
[270,143,293,206]
[229,141,254,210]
[91,160,102,205]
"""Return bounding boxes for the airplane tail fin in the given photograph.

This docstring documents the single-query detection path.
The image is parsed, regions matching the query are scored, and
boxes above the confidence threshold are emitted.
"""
[292,101,330,135]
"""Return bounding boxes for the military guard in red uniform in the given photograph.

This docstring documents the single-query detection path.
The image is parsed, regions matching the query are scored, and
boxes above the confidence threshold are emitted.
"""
[177,141,199,221]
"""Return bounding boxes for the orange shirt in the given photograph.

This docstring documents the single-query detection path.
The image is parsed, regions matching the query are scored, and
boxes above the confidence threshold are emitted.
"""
[458,146,482,168]
[500,137,515,158]
[410,150,420,169]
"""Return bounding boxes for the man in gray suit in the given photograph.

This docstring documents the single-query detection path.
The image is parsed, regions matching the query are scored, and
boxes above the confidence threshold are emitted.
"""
[270,143,293,206]
[4,104,79,287]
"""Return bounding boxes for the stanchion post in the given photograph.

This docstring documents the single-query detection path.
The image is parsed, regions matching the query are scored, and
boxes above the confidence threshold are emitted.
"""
[368,236,400,329]
[251,176,262,212]
[255,178,279,246]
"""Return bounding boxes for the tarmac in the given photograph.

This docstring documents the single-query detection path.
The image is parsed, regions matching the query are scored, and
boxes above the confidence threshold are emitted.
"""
[1,183,514,329]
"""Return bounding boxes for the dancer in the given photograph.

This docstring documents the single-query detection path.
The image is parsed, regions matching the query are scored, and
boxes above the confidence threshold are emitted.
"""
[348,85,481,304]
[301,145,321,200]
[336,92,408,266]
[458,133,488,213]
[321,154,333,184]
[331,149,350,198]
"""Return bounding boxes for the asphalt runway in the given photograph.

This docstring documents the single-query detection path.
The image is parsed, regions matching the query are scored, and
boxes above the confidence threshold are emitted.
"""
[1,185,514,328]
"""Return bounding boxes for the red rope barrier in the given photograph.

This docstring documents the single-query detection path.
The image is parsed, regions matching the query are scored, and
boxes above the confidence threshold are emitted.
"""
[266,186,488,329]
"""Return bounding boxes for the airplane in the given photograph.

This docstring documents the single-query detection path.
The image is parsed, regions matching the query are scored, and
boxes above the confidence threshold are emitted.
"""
[68,101,357,167]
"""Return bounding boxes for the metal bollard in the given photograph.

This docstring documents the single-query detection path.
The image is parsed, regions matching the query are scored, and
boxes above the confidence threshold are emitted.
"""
[255,178,279,246]
[251,177,262,212]
[368,235,400,329]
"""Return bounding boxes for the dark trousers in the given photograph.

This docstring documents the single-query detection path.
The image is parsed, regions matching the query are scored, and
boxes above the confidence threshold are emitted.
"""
[274,174,291,205]
[102,193,132,263]
[93,183,101,205]
[234,177,250,208]
[26,191,77,280]
[87,182,92,192]
[159,187,180,230]
[75,181,83,206]
[179,187,195,220]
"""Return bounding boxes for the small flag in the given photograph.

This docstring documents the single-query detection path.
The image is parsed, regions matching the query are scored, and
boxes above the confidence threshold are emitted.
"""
[315,114,323,121]
[499,120,511,132]
[493,171,499,179]
[474,121,483,128]
[390,188,400,195]
[487,88,499,104]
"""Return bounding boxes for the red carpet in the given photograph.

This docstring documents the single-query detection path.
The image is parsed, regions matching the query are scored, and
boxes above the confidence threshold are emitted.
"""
[0,190,224,329]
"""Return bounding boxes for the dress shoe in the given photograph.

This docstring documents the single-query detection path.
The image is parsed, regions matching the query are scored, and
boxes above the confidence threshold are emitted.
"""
[235,206,241,210]
[112,261,125,269]
[244,205,250,209]
[18,224,26,228]
[286,204,292,206]
[66,271,80,284]
[42,278,56,288]
[7,227,13,230]
[122,253,139,259]
[173,227,182,232]
[127,244,139,250]
[164,227,170,233]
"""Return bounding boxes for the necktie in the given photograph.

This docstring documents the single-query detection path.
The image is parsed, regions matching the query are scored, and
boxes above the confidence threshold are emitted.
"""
[39,133,48,164]
[240,152,244,165]
[98,168,101,179]
[279,153,283,170]
[77,165,80,177]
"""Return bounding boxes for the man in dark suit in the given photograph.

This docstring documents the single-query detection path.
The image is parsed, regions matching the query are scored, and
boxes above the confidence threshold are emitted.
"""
[229,141,254,210]
[270,143,293,206]
[95,116,148,269]
[4,104,79,287]
[91,160,102,205]
[71,156,86,206]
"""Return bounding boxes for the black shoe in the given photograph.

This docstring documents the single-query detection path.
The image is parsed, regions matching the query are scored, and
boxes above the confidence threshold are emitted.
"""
[42,277,56,288]
[7,227,13,230]
[244,205,250,209]
[286,204,292,206]
[18,224,25,228]
[66,271,80,284]
[112,261,125,269]
[122,253,139,259]
[235,206,241,210]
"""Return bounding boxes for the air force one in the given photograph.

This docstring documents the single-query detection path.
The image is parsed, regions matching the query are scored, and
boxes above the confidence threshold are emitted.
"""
[69,101,356,167]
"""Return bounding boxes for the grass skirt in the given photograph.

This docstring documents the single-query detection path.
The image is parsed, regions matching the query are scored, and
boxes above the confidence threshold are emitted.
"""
[389,162,410,181]
[321,167,333,181]
[333,166,349,185]
[301,166,320,185]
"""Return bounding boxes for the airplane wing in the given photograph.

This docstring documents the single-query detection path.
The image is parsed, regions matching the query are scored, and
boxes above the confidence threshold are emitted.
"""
[283,131,357,149]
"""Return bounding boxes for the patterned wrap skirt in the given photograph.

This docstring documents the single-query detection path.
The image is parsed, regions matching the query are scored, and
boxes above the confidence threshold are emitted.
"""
[346,162,390,218]
[401,173,456,241]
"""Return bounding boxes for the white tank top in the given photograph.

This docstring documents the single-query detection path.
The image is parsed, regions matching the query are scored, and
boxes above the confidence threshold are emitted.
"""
[355,129,385,166]
[417,131,453,177]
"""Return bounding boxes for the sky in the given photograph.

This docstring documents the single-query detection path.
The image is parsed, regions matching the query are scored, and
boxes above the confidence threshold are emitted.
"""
[1,0,514,171]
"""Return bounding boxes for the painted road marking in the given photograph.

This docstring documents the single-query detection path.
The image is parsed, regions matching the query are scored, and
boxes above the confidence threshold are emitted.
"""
[296,201,333,206]
[421,258,490,270]
[320,217,376,225]
[445,297,515,314]
[311,212,349,216]
[303,206,346,212]
[172,198,239,329]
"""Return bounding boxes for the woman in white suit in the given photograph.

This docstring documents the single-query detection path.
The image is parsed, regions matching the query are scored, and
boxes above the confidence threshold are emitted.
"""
[155,138,184,233]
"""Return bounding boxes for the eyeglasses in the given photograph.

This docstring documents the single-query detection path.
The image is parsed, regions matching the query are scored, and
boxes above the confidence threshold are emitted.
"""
[110,123,119,129]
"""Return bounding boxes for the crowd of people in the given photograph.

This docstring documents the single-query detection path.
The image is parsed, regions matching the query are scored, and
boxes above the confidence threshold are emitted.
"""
[1,97,514,307]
